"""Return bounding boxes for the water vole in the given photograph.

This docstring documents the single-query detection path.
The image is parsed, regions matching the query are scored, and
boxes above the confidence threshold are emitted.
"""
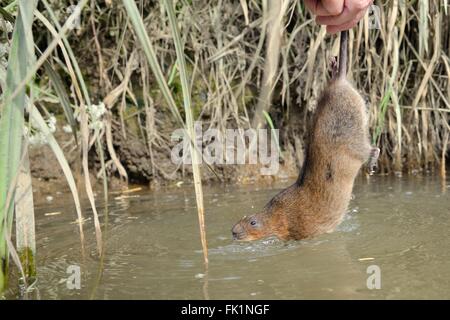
[232,31,379,241]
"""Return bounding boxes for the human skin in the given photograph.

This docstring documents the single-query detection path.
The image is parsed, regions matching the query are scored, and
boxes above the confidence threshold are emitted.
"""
[304,0,373,33]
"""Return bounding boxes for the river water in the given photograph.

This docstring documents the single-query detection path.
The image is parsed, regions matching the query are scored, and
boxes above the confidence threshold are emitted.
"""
[6,174,450,299]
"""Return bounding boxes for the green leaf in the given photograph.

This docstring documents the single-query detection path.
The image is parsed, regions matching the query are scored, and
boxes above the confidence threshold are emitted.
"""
[43,60,78,143]
[0,0,37,293]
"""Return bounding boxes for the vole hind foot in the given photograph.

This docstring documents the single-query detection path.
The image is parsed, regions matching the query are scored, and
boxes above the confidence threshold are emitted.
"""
[367,147,380,175]
[330,56,338,79]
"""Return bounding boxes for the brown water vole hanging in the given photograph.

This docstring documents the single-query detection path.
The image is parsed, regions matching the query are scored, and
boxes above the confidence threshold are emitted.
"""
[232,31,379,241]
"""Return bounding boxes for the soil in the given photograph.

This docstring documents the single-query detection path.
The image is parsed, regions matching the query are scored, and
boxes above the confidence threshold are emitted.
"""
[29,121,301,198]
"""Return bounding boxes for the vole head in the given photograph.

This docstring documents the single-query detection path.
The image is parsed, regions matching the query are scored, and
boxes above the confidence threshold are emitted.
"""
[232,186,295,241]
[231,213,272,241]
[232,208,290,241]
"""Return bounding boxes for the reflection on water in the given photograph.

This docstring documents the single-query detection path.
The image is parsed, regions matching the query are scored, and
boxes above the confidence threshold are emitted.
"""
[6,174,450,299]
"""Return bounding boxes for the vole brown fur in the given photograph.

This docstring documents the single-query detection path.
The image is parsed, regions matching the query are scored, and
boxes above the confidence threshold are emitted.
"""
[232,31,379,241]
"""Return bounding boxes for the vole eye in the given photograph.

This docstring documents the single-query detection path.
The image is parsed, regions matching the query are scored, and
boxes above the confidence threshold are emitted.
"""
[250,220,257,226]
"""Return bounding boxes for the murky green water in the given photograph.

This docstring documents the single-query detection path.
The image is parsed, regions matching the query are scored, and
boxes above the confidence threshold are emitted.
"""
[6,175,450,299]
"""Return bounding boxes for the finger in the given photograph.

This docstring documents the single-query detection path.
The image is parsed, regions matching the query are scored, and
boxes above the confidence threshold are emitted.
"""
[315,6,354,26]
[321,0,345,15]
[326,8,367,33]
[347,0,373,13]
[304,0,336,16]
[325,13,364,33]
[304,0,318,15]
[316,0,373,26]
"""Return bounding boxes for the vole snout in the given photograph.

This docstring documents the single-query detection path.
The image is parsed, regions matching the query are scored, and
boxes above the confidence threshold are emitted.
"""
[231,223,244,240]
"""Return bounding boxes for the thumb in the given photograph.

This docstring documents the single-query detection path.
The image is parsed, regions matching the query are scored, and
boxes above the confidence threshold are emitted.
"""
[320,0,345,15]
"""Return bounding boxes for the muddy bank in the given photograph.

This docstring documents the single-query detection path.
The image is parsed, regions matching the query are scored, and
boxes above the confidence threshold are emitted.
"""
[29,121,300,198]
[29,111,448,201]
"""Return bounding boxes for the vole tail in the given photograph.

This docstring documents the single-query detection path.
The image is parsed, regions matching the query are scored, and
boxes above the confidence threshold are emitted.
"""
[338,30,348,80]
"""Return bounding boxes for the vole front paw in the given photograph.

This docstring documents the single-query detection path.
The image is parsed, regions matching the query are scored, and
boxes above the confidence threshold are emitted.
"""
[330,56,338,79]
[367,147,380,174]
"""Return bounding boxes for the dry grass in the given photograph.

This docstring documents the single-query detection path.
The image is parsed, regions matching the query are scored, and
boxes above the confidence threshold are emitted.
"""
[51,0,448,178]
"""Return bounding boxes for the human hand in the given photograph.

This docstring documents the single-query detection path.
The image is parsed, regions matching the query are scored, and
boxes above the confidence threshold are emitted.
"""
[304,0,373,34]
